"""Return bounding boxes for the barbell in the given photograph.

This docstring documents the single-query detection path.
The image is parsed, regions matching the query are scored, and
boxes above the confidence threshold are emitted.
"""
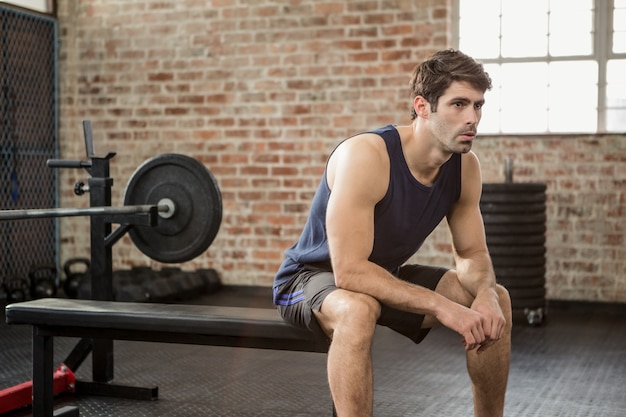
[0,200,173,220]
[0,153,223,264]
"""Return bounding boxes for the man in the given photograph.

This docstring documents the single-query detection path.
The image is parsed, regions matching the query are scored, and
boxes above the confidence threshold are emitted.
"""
[273,49,511,417]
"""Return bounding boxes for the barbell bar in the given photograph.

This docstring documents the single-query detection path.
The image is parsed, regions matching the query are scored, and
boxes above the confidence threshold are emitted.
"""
[0,198,174,221]
[0,153,223,264]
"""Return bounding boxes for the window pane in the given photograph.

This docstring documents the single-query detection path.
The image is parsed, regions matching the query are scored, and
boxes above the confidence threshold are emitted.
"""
[614,8,626,52]
[501,0,548,57]
[550,11,593,56]
[549,0,593,10]
[607,60,626,107]
[500,63,548,133]
[614,31,626,53]
[606,109,626,131]
[459,0,501,58]
[614,9,626,31]
[615,8,626,30]
[607,60,626,131]
[479,64,501,134]
[548,61,597,132]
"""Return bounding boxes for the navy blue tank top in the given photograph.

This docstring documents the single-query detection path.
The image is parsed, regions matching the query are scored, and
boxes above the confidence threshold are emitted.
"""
[273,125,461,287]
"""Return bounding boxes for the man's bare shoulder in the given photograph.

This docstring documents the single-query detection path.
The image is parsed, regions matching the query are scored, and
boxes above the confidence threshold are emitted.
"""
[327,133,389,199]
[330,133,388,170]
[336,132,387,152]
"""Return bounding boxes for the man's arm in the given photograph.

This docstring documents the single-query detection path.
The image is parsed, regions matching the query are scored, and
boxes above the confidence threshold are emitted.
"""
[325,136,488,350]
[447,152,506,344]
[325,133,444,314]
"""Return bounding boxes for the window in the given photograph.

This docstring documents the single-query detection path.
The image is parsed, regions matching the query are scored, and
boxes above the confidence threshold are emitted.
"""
[453,0,626,134]
[0,0,54,14]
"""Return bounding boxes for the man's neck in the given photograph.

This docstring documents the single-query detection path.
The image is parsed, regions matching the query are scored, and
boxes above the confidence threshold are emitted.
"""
[396,123,453,186]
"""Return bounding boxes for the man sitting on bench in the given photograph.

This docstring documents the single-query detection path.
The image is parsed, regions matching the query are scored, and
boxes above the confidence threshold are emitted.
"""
[273,49,512,417]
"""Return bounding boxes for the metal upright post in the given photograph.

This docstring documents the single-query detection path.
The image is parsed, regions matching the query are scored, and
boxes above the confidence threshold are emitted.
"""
[83,120,117,382]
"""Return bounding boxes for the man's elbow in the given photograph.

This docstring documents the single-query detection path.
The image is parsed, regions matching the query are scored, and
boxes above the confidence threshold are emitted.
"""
[454,247,492,263]
[331,262,363,290]
[333,269,354,289]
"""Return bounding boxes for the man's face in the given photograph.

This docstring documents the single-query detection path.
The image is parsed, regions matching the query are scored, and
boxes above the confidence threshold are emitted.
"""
[427,81,485,154]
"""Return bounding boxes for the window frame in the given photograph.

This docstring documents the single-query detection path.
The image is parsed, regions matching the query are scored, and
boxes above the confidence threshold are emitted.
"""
[452,0,626,134]
[0,0,55,15]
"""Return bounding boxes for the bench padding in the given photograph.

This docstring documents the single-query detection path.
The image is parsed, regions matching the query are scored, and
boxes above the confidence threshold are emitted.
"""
[6,298,323,351]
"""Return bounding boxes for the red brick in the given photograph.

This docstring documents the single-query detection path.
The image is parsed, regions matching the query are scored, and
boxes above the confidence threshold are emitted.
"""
[314,2,344,14]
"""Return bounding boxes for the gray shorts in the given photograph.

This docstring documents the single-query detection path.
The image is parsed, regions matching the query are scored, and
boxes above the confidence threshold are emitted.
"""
[274,263,448,345]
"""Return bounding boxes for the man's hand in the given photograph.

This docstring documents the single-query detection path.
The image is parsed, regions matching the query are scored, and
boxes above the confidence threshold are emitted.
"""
[471,288,506,353]
[435,288,506,353]
[435,299,488,352]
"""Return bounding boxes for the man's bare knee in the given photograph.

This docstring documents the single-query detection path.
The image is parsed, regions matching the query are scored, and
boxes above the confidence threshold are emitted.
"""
[495,284,512,323]
[435,269,474,306]
[314,290,381,340]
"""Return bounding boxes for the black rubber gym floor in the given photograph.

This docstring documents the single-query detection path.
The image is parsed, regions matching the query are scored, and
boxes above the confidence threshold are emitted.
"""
[1,287,625,416]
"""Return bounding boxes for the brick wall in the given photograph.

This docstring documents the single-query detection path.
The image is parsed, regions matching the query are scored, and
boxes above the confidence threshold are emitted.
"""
[55,0,626,303]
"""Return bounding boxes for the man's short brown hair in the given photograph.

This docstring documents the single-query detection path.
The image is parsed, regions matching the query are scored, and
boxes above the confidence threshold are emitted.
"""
[410,49,492,119]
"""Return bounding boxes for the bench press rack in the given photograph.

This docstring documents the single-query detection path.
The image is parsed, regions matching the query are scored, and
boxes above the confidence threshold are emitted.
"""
[46,121,160,395]
[0,121,160,415]
[4,121,334,416]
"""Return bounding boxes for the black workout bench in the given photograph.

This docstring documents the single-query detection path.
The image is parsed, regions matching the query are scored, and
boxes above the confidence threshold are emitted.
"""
[5,297,332,417]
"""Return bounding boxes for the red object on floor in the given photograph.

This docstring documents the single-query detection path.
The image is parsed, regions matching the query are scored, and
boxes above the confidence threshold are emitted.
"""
[0,364,76,414]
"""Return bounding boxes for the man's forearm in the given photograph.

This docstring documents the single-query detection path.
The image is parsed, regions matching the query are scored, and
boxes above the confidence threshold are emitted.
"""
[455,250,497,297]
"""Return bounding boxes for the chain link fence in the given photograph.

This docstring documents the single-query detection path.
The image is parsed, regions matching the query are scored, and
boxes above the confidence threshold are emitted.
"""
[1,5,58,301]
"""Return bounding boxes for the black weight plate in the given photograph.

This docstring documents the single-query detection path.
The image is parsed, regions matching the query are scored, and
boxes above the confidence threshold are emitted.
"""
[484,223,546,235]
[480,202,546,214]
[482,213,546,225]
[124,154,222,263]
[487,234,545,246]
[491,255,545,267]
[480,193,546,204]
[508,286,546,299]
[511,297,545,309]
[488,245,546,256]
[494,266,546,278]
[497,276,545,289]
[482,183,547,194]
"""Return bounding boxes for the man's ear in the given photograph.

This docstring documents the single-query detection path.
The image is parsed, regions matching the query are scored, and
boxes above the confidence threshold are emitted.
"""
[413,96,430,119]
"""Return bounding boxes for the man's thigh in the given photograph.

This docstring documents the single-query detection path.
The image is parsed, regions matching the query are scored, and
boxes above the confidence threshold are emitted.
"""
[421,268,475,328]
[376,264,449,343]
[274,265,337,343]
[276,263,455,345]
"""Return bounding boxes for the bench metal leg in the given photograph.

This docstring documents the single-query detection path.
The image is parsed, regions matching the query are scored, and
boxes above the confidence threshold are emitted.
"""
[92,337,114,382]
[53,406,80,417]
[76,380,158,400]
[32,327,53,417]
[32,327,79,417]
[63,337,92,371]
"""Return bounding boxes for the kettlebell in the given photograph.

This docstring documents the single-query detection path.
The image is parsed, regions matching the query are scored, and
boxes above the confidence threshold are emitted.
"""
[3,276,30,302]
[63,258,91,299]
[29,265,58,299]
